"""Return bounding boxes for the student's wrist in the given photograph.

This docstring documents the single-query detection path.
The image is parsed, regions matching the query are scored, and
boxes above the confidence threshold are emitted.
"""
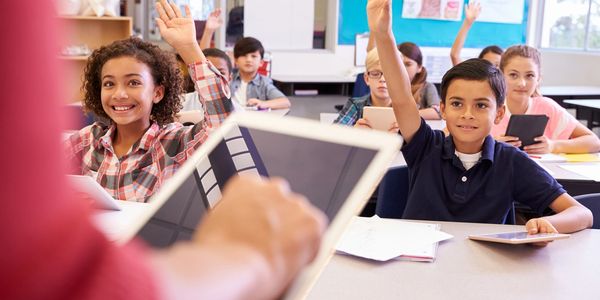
[177,43,204,65]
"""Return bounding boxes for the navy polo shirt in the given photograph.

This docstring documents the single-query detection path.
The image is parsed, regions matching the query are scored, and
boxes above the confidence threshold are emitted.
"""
[401,119,565,224]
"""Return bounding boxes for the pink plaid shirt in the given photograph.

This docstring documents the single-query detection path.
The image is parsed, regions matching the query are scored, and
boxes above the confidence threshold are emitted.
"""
[65,60,233,202]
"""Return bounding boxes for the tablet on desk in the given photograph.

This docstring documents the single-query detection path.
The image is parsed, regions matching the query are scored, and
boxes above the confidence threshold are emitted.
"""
[505,114,549,147]
[363,106,396,131]
[67,175,122,211]
[468,232,570,244]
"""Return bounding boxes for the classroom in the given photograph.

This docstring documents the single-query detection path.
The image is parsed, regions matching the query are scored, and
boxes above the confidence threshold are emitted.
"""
[3,0,600,299]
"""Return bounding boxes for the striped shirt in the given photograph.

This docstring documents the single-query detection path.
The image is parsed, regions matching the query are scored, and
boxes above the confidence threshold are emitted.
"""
[65,60,233,202]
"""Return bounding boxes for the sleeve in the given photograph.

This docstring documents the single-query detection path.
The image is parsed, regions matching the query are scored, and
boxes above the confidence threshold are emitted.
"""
[264,77,287,99]
[544,97,579,140]
[334,99,360,125]
[164,60,235,162]
[401,118,442,168]
[511,150,566,214]
[64,126,95,175]
[423,82,441,108]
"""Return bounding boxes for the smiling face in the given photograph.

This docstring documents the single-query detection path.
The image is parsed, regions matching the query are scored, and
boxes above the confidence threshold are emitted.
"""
[441,79,505,153]
[100,56,164,132]
[502,56,541,104]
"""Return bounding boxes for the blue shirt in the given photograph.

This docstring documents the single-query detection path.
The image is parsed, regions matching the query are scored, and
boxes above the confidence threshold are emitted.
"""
[230,72,286,101]
[334,95,372,125]
[401,119,565,223]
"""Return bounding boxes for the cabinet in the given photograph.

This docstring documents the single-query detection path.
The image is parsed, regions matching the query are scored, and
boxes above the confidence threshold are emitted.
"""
[59,16,132,102]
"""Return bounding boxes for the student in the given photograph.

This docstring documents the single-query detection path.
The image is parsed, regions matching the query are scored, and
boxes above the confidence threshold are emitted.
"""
[366,0,592,237]
[334,48,397,131]
[199,8,223,50]
[65,2,234,202]
[363,36,441,120]
[180,48,236,112]
[3,1,326,299]
[450,2,503,67]
[492,45,600,154]
[397,42,441,119]
[231,37,291,109]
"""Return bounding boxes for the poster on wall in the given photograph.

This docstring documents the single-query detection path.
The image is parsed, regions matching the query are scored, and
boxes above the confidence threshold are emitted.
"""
[402,0,464,21]
[476,0,524,24]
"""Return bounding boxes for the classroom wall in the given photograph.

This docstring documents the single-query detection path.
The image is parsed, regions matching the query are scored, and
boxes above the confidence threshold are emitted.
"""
[540,51,600,86]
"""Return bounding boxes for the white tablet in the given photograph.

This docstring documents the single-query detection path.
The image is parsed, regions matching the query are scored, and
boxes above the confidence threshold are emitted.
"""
[67,175,122,211]
[363,106,396,131]
[122,112,401,299]
[468,231,570,244]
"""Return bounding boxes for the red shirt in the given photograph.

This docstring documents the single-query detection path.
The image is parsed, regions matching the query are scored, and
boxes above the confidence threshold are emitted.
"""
[0,2,159,299]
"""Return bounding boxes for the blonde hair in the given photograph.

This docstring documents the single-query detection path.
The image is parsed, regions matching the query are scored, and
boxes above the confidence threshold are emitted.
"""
[365,48,381,71]
[500,45,542,97]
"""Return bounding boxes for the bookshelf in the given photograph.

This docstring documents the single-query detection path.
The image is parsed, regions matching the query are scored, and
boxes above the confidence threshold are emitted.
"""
[59,16,132,102]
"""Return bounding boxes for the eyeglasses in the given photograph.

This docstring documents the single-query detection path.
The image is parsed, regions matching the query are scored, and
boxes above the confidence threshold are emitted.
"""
[366,70,384,79]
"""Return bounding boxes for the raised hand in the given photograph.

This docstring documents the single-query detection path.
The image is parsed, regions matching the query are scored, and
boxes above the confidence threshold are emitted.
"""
[155,0,203,64]
[366,0,392,34]
[464,2,482,24]
[205,8,223,31]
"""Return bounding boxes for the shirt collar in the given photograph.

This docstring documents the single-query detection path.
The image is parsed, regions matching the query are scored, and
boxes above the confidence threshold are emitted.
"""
[233,71,261,85]
[99,122,160,152]
[442,134,495,163]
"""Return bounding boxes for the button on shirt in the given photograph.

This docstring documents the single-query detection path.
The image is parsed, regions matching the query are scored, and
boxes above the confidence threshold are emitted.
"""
[401,119,565,224]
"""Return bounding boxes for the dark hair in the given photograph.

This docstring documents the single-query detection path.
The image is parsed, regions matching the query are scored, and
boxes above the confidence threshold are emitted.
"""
[478,45,503,59]
[233,37,264,59]
[441,58,505,107]
[203,48,233,74]
[398,42,428,105]
[176,54,195,93]
[83,37,183,125]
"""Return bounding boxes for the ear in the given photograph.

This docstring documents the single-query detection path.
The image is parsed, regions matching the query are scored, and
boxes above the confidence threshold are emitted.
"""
[440,102,447,120]
[153,85,165,104]
[418,65,423,73]
[494,104,506,124]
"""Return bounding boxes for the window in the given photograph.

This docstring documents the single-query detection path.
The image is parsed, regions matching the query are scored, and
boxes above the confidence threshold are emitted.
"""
[540,0,600,51]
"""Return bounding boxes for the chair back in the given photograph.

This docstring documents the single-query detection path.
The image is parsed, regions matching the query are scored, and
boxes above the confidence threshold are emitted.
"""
[352,72,370,98]
[375,166,410,219]
[574,193,600,229]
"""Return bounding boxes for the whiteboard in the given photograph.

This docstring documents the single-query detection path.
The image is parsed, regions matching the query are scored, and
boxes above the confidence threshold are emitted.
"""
[476,0,525,24]
[244,0,314,50]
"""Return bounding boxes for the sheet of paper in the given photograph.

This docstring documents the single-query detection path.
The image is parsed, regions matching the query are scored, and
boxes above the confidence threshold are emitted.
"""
[402,0,463,21]
[336,216,453,261]
[559,164,600,182]
[560,153,600,163]
[530,153,567,163]
[476,0,525,24]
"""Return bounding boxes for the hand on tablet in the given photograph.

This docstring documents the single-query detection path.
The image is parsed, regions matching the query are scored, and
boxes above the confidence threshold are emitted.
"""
[388,121,399,134]
[354,118,373,129]
[496,134,521,148]
[194,176,327,299]
[525,218,558,247]
[523,136,554,154]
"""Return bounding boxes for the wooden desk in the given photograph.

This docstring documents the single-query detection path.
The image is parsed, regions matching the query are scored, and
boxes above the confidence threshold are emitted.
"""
[563,99,600,129]
[308,221,600,299]
[272,75,356,96]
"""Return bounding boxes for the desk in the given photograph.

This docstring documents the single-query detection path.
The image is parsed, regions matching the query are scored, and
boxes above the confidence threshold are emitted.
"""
[540,160,600,196]
[308,221,600,299]
[540,85,600,107]
[272,75,356,96]
[563,99,600,129]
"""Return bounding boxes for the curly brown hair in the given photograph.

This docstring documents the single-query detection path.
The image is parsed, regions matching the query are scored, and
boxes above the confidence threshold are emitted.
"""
[82,37,183,125]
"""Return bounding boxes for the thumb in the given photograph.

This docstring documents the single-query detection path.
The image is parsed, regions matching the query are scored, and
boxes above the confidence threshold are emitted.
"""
[526,220,539,234]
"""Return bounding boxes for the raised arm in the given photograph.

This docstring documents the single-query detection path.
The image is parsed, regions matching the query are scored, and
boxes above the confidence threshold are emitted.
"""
[155,0,206,64]
[199,8,223,50]
[450,2,481,66]
[366,0,421,142]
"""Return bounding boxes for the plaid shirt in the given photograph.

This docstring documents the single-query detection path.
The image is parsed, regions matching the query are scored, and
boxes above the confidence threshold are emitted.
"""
[334,95,372,125]
[65,60,233,202]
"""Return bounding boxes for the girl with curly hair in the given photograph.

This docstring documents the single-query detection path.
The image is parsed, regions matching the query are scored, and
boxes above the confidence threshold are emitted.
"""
[65,2,234,202]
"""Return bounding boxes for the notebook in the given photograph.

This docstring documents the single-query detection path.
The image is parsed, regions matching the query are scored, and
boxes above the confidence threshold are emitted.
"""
[115,112,402,299]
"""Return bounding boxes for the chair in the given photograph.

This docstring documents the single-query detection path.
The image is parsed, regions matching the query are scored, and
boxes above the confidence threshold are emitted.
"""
[351,72,370,98]
[574,193,600,229]
[257,51,272,77]
[375,166,410,219]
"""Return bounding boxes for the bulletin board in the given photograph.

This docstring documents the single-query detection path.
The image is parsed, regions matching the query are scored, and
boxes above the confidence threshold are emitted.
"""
[338,0,529,48]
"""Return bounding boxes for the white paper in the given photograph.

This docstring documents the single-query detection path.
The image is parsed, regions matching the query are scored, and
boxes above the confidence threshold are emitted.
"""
[336,216,453,261]
[402,0,463,21]
[558,164,600,182]
[530,153,567,163]
[476,0,525,24]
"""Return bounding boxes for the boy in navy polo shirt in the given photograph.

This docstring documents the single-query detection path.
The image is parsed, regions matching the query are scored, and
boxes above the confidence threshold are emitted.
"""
[366,0,592,235]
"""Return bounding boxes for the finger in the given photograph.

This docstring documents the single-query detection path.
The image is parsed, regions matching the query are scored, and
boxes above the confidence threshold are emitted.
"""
[183,4,191,19]
[169,2,183,18]
[155,17,167,34]
[161,0,177,19]
[155,2,170,24]
[269,177,291,194]
[526,220,538,234]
